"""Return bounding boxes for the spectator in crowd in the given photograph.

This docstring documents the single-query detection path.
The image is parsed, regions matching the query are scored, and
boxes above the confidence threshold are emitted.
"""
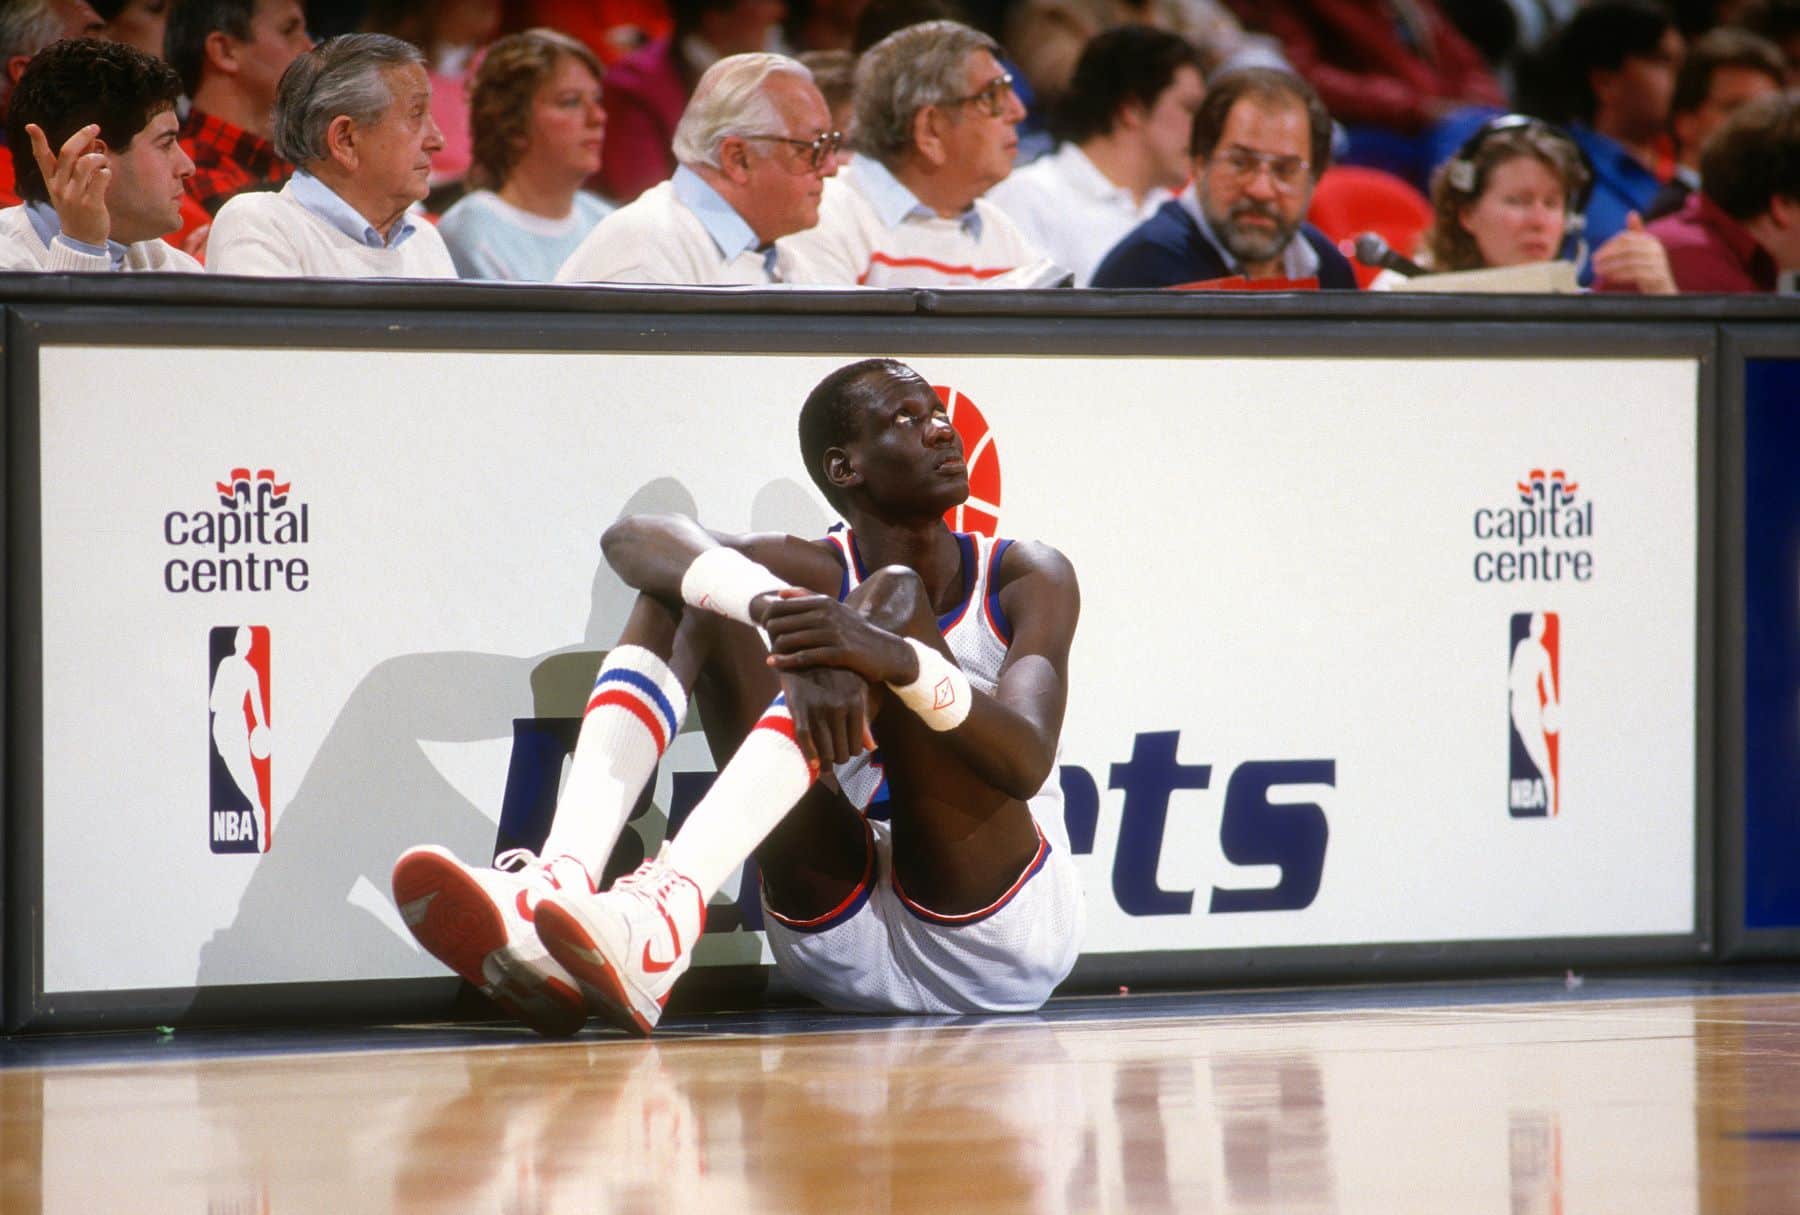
[0,0,107,204]
[556,51,834,282]
[1007,0,1272,104]
[987,25,1202,286]
[782,20,1041,286]
[595,0,788,203]
[1091,67,1355,288]
[94,0,169,56]
[1221,0,1505,188]
[0,38,201,270]
[1739,0,1800,83]
[1542,0,1684,265]
[785,0,866,52]
[362,0,503,194]
[1390,114,1674,292]
[167,0,314,217]
[797,47,853,133]
[1646,91,1800,291]
[1646,26,1784,218]
[508,0,671,67]
[207,33,457,275]
[437,27,612,279]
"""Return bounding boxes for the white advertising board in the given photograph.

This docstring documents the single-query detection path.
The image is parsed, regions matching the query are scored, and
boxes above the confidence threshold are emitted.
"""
[33,347,1698,994]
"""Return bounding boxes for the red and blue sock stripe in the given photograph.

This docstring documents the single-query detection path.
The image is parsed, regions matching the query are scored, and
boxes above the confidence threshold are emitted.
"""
[586,667,682,754]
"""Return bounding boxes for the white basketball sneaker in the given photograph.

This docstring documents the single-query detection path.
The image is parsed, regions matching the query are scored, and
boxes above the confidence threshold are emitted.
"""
[391,845,595,1038]
[533,846,707,1036]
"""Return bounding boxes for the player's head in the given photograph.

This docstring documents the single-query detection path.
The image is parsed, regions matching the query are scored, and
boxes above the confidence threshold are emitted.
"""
[799,358,966,519]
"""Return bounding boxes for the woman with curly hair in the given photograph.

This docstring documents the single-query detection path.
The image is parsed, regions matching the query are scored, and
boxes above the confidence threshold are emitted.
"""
[1381,115,1676,293]
[436,28,613,280]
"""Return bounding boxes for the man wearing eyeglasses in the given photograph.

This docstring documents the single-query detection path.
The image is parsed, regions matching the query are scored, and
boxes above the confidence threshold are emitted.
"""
[782,20,1044,288]
[1090,67,1357,290]
[557,52,839,284]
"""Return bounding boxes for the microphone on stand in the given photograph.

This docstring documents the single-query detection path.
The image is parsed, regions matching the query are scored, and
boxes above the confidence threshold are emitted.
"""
[1350,231,1427,277]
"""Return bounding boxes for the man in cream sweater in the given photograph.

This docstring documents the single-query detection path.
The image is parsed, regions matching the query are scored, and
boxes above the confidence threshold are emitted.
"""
[780,20,1043,287]
[0,37,201,273]
[208,33,455,278]
[555,53,840,286]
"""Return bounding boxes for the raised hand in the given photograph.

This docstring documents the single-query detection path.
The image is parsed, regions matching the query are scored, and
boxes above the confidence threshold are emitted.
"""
[1592,211,1677,295]
[25,123,111,249]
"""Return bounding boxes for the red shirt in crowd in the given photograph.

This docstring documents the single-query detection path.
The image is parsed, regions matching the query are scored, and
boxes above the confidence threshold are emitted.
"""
[1225,0,1505,132]
[594,36,688,203]
[1646,191,1778,293]
[179,108,294,217]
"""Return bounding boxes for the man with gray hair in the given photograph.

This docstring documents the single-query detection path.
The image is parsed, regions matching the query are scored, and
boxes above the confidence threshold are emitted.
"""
[556,52,839,285]
[207,32,456,276]
[0,0,106,205]
[781,19,1042,287]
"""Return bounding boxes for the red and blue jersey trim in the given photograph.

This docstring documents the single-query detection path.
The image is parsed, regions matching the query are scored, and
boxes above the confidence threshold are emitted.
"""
[982,537,1014,644]
[891,820,1051,927]
[760,816,877,934]
[935,531,980,632]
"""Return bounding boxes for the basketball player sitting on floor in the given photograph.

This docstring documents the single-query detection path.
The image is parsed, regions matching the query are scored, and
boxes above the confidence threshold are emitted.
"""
[392,358,1084,1035]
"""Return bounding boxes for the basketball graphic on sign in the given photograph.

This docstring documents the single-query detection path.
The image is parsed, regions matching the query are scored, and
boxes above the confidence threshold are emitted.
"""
[934,385,1001,536]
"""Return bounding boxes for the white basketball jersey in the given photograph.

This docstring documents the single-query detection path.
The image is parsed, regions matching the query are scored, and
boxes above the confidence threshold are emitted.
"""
[819,526,1067,851]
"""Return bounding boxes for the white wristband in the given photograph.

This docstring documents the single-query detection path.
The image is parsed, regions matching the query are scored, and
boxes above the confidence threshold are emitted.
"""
[680,546,790,625]
[888,638,972,731]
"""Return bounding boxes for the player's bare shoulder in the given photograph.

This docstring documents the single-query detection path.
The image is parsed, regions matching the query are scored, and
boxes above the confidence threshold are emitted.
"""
[995,539,1080,633]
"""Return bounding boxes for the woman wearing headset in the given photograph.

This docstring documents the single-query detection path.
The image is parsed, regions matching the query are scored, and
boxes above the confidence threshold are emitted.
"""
[1380,116,1676,292]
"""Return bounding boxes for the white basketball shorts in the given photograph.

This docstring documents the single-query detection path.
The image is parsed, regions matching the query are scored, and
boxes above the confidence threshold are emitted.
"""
[761,811,1085,1015]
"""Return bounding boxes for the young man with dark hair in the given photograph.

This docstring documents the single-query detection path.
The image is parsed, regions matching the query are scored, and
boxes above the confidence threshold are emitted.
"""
[1547,0,1685,260]
[1649,91,1800,292]
[393,357,1084,1036]
[986,25,1203,285]
[0,37,200,270]
[166,0,314,216]
[1645,26,1784,220]
[1091,65,1355,288]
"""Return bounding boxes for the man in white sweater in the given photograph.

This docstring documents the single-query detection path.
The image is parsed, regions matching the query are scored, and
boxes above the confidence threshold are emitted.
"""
[556,53,839,285]
[208,33,455,278]
[986,27,1203,286]
[781,20,1043,287]
[0,37,201,272]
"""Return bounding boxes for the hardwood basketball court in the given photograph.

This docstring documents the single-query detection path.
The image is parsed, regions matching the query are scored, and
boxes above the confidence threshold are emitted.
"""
[5,969,1800,1212]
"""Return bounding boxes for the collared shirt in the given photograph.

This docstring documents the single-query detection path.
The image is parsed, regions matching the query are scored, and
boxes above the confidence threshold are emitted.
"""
[1569,124,1665,281]
[179,108,293,217]
[286,169,419,250]
[854,155,984,240]
[670,165,767,267]
[1177,183,1320,280]
[985,141,1171,285]
[25,199,126,268]
[1646,190,1779,293]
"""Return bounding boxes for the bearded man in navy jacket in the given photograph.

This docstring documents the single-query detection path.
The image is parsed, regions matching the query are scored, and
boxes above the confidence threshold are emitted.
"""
[1091,67,1357,290]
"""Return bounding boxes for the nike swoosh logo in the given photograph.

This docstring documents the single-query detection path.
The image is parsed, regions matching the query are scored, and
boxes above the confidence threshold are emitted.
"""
[515,890,536,923]
[640,903,683,973]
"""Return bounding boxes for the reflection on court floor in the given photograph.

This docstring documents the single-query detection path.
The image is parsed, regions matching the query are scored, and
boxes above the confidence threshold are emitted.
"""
[4,974,1800,1213]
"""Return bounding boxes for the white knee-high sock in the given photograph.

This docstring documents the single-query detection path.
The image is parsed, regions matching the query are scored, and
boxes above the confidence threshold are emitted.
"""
[542,645,688,885]
[663,698,816,900]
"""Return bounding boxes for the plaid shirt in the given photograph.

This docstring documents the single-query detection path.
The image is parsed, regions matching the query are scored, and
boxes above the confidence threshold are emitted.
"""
[180,109,294,216]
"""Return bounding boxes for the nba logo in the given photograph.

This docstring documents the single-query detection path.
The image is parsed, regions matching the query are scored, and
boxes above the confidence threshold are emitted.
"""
[1507,612,1561,817]
[209,626,272,853]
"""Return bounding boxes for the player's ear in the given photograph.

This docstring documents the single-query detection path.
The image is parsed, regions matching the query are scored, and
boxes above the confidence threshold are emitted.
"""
[824,446,859,494]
